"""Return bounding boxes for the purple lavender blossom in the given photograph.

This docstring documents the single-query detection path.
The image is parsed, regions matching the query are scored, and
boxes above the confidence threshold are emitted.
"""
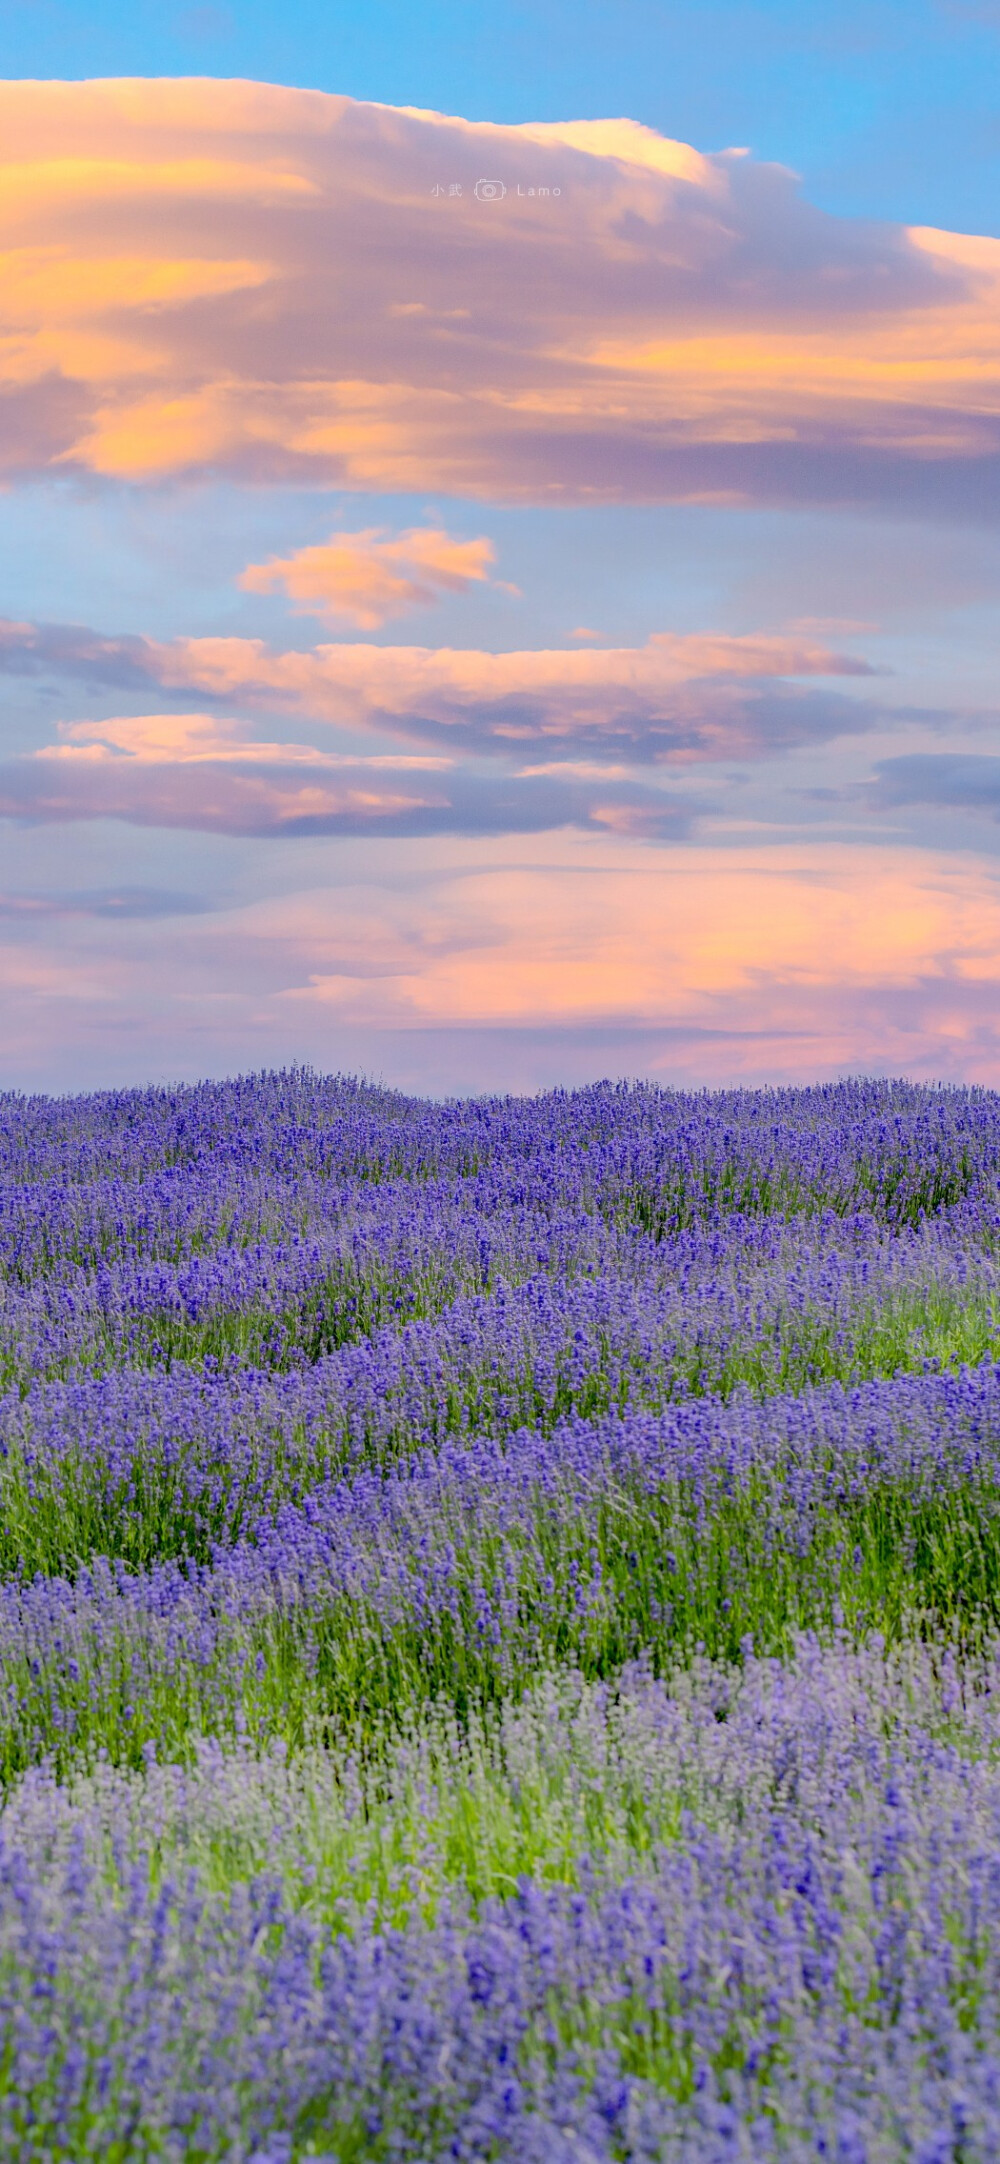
[0,1070,998,2154]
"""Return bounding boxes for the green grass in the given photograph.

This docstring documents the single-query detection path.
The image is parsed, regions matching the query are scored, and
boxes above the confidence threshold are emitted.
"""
[4,1635,999,2164]
[4,1670,686,1930]
[8,1635,995,1938]
[5,1449,1000,1782]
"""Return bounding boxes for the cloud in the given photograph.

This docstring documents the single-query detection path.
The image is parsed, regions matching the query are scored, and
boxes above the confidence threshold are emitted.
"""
[0,710,454,837]
[41,709,449,769]
[0,616,880,762]
[0,886,210,919]
[184,835,1000,1085]
[870,752,1000,818]
[239,525,497,627]
[268,844,1000,1031]
[0,81,997,509]
[0,615,179,693]
[784,616,882,637]
[5,830,1000,1088]
[0,707,693,840]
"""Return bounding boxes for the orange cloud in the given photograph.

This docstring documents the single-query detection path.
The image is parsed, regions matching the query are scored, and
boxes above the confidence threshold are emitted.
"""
[253,837,1000,1069]
[5,826,1000,1086]
[0,155,318,217]
[0,80,996,506]
[240,525,496,627]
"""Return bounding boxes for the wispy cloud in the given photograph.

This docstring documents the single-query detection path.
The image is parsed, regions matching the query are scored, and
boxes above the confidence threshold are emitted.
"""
[40,710,451,769]
[0,886,210,919]
[870,752,1000,818]
[0,81,997,510]
[0,708,694,839]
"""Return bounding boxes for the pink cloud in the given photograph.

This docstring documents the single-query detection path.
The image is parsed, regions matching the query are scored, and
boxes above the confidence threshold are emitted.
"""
[5,830,1000,1087]
[239,525,497,627]
[0,706,694,839]
[0,711,453,834]
[0,81,996,508]
[42,710,451,768]
[0,617,880,762]
[267,841,1000,1032]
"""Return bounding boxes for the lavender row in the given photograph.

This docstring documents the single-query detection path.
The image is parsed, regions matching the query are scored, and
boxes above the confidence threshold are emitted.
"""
[3,1637,1000,2158]
[3,1072,1000,1231]
[0,1178,649,1386]
[4,1111,1000,1301]
[0,1157,661,1284]
[1,1218,997,1574]
[4,1364,1000,1771]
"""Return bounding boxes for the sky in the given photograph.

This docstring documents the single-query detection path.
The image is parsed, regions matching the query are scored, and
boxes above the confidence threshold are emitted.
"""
[0,3,998,1093]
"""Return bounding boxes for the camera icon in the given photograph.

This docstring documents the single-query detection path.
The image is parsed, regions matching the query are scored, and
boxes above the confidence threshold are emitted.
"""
[474,178,506,202]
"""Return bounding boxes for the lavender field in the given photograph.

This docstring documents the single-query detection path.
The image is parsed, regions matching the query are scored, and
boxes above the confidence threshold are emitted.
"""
[5,1073,1000,2159]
